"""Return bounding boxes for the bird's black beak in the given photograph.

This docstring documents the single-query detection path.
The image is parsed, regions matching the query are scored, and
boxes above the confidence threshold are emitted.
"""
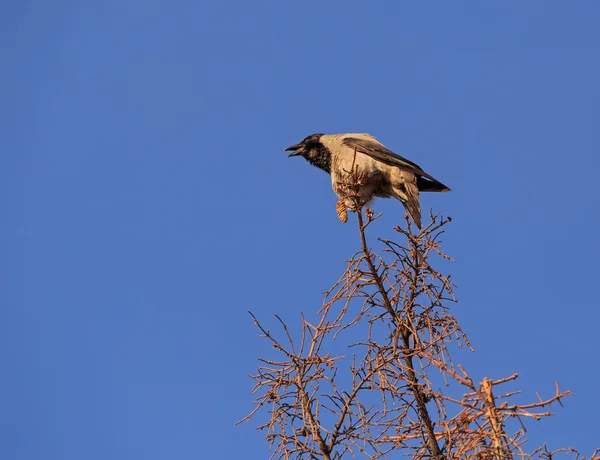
[285,143,304,157]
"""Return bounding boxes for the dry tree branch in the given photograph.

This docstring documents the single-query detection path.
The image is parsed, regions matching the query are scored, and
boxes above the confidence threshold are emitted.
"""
[239,161,591,459]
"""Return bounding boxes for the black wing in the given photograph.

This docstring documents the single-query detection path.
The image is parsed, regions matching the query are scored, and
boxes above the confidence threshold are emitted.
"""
[342,137,450,192]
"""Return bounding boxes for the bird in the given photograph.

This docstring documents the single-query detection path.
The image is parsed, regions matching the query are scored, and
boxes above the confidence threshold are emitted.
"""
[285,133,450,230]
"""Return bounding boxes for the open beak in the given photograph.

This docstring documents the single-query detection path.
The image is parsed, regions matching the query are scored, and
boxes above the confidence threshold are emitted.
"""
[285,143,304,157]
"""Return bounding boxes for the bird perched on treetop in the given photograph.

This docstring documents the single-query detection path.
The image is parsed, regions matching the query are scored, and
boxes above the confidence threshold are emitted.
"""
[285,133,450,230]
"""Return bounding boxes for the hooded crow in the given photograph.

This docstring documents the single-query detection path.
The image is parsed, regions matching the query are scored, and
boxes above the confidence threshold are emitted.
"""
[285,133,450,229]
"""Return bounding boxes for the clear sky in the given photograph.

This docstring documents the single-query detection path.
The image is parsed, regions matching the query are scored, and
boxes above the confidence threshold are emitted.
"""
[2,1,600,458]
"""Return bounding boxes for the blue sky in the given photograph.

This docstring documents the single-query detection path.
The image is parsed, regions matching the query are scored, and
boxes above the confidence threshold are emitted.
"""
[2,1,600,458]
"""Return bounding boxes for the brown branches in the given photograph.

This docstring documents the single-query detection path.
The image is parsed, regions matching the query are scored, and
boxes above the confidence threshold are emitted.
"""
[356,207,443,458]
[239,165,591,459]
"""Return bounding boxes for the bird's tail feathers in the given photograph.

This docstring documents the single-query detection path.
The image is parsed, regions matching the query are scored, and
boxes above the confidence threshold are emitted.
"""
[417,176,451,193]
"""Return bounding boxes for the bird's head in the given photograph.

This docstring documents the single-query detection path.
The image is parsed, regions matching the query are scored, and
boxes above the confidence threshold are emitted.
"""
[285,133,324,158]
[285,133,331,173]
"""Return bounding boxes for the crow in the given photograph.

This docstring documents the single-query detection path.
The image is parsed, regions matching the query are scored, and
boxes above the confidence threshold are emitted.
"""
[285,133,450,229]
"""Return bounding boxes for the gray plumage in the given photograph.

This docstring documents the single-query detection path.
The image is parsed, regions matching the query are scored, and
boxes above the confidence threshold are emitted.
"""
[285,133,450,229]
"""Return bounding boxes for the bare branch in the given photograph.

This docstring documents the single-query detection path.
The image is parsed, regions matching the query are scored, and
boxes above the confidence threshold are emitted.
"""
[240,164,589,459]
